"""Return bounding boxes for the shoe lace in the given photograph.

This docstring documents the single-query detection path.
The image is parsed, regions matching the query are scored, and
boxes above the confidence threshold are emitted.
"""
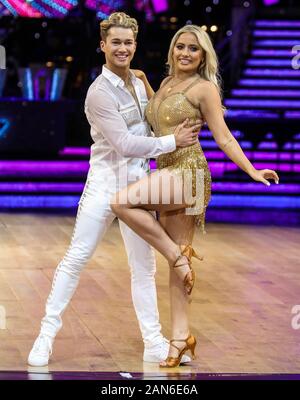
[34,335,53,356]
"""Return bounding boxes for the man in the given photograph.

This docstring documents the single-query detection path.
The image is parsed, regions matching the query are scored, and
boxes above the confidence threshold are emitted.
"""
[28,12,200,367]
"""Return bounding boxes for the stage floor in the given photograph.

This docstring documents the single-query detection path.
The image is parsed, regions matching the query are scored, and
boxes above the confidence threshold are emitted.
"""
[0,213,300,376]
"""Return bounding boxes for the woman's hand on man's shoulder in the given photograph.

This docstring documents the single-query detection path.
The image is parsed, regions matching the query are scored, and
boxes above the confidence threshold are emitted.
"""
[131,69,146,80]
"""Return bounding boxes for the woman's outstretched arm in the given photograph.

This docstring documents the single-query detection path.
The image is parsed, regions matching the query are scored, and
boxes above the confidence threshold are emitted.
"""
[199,81,279,186]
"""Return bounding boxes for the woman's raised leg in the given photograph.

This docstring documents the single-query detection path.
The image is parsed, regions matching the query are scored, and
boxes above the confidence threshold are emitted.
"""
[110,169,196,287]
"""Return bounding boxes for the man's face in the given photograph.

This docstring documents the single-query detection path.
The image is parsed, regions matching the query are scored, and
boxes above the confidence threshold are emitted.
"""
[101,27,136,69]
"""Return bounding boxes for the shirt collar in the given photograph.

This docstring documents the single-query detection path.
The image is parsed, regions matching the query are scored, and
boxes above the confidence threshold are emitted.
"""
[102,65,137,88]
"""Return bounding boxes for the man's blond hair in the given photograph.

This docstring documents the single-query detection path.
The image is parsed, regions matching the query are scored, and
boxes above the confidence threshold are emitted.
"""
[100,12,138,41]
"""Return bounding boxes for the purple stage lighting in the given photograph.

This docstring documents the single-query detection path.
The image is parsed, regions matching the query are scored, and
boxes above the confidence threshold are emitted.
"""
[263,0,280,5]
[255,21,300,28]
[231,89,300,97]
[239,79,300,87]
[212,182,300,194]
[85,0,126,20]
[0,182,85,193]
[254,40,300,47]
[253,30,300,38]
[251,49,294,57]
[1,194,299,212]
[151,0,168,13]
[244,68,300,77]
[246,59,294,67]
[225,99,300,108]
[0,195,80,208]
[225,109,279,119]
[210,195,300,209]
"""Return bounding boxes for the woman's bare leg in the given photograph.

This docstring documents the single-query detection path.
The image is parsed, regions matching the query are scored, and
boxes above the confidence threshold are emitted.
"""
[111,169,193,280]
[159,210,196,363]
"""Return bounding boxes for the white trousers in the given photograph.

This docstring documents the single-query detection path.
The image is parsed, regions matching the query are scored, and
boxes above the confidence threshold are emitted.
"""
[40,169,163,347]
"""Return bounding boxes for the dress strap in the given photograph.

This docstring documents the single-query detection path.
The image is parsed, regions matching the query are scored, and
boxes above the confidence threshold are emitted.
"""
[182,77,201,94]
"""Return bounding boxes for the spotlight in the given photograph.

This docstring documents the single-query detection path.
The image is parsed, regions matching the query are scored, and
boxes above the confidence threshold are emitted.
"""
[226,30,233,36]
[186,20,192,25]
[34,33,40,39]
[201,25,208,31]
[66,56,73,62]
[243,1,250,7]
[46,62,54,67]
[170,17,178,23]
[210,25,218,32]
[206,6,212,12]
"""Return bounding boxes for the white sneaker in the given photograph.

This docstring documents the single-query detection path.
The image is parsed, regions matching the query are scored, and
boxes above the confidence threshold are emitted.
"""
[143,338,191,363]
[28,334,54,367]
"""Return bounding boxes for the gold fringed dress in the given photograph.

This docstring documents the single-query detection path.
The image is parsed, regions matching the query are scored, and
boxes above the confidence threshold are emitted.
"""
[145,77,212,233]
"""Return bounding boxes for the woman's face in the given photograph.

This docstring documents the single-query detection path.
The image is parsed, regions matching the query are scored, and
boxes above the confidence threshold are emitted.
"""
[173,32,204,74]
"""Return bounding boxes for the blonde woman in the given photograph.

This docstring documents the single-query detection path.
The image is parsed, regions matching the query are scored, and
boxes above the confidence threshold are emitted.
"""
[111,24,279,367]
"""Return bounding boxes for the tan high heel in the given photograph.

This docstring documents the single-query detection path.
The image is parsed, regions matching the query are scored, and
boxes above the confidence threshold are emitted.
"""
[173,245,203,295]
[159,334,197,368]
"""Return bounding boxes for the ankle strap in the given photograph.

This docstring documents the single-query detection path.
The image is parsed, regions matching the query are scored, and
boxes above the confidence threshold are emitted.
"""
[173,255,191,268]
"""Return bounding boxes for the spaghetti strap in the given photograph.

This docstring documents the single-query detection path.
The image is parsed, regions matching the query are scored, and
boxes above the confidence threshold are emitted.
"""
[182,77,201,94]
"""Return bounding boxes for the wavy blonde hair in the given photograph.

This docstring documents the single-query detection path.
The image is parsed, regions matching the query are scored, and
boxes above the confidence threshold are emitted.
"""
[167,24,223,98]
[100,12,138,41]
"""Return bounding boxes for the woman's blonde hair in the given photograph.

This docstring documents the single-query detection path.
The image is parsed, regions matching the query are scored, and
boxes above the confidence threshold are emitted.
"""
[100,12,138,41]
[167,24,223,98]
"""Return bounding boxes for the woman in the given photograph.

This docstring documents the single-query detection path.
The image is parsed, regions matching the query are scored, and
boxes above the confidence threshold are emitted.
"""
[111,24,279,368]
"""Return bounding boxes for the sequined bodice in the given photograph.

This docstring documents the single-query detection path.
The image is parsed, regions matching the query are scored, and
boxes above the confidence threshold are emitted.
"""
[146,91,201,137]
[145,83,207,164]
[145,79,212,233]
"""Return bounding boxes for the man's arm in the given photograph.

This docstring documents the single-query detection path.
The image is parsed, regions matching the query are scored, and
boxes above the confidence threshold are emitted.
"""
[85,87,175,158]
[86,87,202,158]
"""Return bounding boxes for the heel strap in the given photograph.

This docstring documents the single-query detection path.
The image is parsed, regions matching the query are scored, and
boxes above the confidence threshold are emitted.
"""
[169,340,188,353]
[181,245,203,261]
[173,245,203,269]
[173,255,191,268]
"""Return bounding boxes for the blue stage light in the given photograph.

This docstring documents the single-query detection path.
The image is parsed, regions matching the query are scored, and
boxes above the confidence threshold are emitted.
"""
[0,118,10,139]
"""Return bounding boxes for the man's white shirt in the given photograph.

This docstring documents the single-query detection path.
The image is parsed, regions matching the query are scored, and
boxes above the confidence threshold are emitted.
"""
[84,65,176,186]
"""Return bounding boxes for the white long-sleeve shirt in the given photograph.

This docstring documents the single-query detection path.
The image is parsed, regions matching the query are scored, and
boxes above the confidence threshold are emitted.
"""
[84,65,176,184]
